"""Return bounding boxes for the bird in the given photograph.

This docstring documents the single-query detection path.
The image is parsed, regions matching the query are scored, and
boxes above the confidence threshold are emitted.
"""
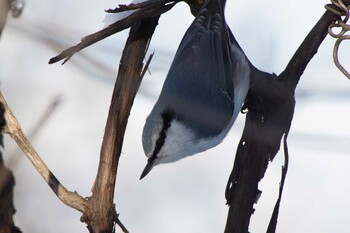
[140,0,250,179]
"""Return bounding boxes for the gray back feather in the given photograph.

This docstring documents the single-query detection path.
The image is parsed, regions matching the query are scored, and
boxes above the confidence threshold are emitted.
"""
[152,0,234,138]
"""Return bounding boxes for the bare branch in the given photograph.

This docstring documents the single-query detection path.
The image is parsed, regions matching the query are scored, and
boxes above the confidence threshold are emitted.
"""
[4,95,62,192]
[48,0,177,65]
[81,17,160,233]
[224,69,295,232]
[281,0,350,88]
[225,1,350,232]
[0,91,87,213]
[115,213,130,233]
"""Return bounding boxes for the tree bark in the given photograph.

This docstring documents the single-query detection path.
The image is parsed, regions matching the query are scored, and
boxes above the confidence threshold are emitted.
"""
[224,4,348,232]
[81,17,160,233]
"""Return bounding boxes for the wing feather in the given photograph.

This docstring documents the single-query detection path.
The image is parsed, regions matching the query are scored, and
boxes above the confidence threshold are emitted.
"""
[155,3,234,138]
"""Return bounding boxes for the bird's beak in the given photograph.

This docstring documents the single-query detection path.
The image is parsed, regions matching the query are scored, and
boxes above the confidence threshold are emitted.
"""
[139,156,158,180]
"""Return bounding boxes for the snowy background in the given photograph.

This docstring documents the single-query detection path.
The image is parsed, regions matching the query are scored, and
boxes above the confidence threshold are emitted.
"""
[0,0,350,232]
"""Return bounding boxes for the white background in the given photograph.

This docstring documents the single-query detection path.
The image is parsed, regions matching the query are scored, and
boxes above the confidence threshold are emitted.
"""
[0,0,350,232]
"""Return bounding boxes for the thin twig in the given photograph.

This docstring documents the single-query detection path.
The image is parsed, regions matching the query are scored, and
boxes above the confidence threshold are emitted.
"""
[2,95,62,192]
[48,0,177,64]
[141,52,154,79]
[114,212,130,233]
[284,0,350,84]
[0,91,87,212]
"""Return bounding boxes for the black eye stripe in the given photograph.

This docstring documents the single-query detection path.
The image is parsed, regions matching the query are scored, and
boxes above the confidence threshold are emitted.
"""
[149,110,174,160]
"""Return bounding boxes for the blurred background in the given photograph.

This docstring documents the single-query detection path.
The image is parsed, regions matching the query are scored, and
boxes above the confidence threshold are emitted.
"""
[0,0,349,232]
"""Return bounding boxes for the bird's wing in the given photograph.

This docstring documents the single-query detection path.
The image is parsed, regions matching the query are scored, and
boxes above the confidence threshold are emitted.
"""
[157,3,234,138]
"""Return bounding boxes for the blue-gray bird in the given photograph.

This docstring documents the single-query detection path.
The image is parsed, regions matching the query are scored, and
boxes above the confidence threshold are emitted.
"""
[140,0,250,179]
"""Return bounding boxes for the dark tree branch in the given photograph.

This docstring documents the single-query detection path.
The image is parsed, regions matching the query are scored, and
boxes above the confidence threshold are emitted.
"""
[224,2,350,232]
[48,0,177,65]
[48,0,207,65]
[224,68,295,233]
[281,10,342,89]
[80,17,160,233]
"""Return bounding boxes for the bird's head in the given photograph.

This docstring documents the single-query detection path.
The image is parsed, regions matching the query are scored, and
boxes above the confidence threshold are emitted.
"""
[140,110,202,179]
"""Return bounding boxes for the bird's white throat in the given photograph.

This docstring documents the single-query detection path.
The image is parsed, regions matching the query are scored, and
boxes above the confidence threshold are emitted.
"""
[153,119,229,164]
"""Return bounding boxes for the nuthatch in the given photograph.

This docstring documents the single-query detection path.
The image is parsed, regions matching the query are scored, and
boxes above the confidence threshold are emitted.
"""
[140,0,250,179]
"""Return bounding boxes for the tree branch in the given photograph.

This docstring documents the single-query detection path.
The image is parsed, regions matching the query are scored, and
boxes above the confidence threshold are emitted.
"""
[48,0,207,65]
[0,14,162,232]
[48,0,177,65]
[0,92,87,213]
[224,68,295,233]
[224,2,350,232]
[80,17,160,233]
[281,10,340,89]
